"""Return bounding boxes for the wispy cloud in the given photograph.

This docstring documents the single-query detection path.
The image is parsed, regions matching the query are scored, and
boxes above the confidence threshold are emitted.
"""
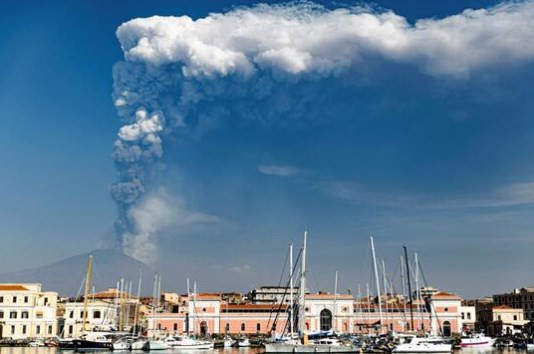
[316,180,534,210]
[258,164,300,177]
[230,264,251,273]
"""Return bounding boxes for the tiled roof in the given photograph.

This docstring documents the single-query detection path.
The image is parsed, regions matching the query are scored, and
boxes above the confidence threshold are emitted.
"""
[431,291,461,299]
[0,285,29,291]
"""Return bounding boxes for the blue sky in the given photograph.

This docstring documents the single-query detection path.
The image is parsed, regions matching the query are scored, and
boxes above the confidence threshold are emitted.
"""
[1,0,533,298]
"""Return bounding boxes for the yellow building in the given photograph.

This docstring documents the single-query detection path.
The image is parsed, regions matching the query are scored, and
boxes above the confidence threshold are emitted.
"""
[0,283,58,339]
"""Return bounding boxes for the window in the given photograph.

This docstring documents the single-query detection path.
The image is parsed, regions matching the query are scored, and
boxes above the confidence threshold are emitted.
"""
[69,311,74,319]
[0,296,3,303]
[48,325,53,335]
[320,309,333,331]
[36,325,41,335]
[225,323,230,332]
[461,312,465,319]
[13,296,17,303]
[202,308,206,312]
[68,325,73,335]
[21,311,29,319]
[444,307,449,312]
[44,297,48,305]
[467,313,471,320]
[158,323,162,330]
[93,310,101,319]
[241,323,245,331]
[36,311,43,319]
[256,323,261,332]
[24,296,29,303]
[11,326,15,335]
[0,311,3,319]
[22,325,27,334]
[514,315,518,321]
[10,311,17,319]
[80,311,85,318]
[173,323,178,331]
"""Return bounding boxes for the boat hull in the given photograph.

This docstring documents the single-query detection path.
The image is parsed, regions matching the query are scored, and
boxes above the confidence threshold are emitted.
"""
[73,339,112,351]
[265,343,360,353]
[143,340,170,351]
[393,344,452,353]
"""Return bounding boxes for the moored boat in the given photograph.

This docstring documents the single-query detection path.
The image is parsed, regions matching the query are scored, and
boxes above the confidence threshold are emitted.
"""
[392,336,452,353]
[460,332,494,348]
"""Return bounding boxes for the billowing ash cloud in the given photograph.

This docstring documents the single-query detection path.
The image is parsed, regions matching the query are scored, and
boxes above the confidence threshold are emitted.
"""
[111,1,534,262]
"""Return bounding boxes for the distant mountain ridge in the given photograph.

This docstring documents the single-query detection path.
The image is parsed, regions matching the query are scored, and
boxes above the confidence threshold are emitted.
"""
[0,249,155,296]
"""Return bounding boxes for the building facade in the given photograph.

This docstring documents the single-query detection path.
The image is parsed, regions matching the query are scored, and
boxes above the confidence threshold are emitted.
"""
[0,283,57,339]
[59,300,118,338]
[147,290,463,337]
[493,287,534,322]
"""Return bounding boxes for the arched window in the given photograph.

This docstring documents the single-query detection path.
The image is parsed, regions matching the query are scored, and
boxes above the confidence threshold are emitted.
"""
[173,323,178,331]
[320,309,332,331]
[443,321,451,337]
[225,323,230,332]
[241,323,246,331]
[256,323,261,332]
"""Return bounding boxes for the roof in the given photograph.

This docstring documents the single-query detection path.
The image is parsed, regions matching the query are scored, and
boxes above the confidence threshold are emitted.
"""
[493,305,516,310]
[225,304,289,310]
[431,291,462,300]
[91,289,135,299]
[306,294,354,300]
[0,285,29,291]
[194,293,221,300]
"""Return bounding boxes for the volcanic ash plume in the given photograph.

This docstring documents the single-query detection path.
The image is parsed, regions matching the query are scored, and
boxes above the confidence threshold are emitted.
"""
[110,1,534,262]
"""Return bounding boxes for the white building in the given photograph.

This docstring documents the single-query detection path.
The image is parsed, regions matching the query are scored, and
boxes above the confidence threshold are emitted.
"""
[305,293,354,333]
[60,300,118,338]
[460,305,476,330]
[0,283,57,339]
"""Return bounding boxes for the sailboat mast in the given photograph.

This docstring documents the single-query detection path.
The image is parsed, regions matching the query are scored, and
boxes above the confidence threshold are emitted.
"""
[133,268,142,336]
[333,270,338,332]
[370,236,383,329]
[298,231,307,336]
[415,252,424,331]
[82,255,93,333]
[403,246,415,331]
[382,259,388,332]
[366,283,370,334]
[289,243,294,336]
[400,255,407,332]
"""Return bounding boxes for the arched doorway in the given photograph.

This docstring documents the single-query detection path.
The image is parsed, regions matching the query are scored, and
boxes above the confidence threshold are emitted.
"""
[320,309,332,331]
[443,321,451,337]
[200,321,208,337]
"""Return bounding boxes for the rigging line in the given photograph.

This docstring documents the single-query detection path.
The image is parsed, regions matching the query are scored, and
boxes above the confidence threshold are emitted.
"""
[268,248,303,335]
[265,246,291,332]
[418,259,443,334]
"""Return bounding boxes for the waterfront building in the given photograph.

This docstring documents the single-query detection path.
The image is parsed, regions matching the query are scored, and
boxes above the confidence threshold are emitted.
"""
[493,287,534,321]
[59,299,118,338]
[0,283,57,340]
[247,286,301,304]
[147,289,463,337]
[460,302,476,330]
[476,303,527,336]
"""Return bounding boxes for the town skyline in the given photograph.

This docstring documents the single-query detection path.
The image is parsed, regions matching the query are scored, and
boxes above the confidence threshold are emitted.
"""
[1,0,534,299]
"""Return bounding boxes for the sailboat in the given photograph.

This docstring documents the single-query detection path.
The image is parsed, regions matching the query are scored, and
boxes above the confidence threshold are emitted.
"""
[72,255,114,351]
[142,273,170,351]
[264,232,359,353]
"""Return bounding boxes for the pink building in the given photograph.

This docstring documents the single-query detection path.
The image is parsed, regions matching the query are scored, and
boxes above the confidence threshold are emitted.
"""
[148,291,463,337]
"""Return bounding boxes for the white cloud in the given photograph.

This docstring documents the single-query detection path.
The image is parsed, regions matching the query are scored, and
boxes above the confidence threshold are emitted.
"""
[258,164,300,177]
[230,264,251,273]
[317,180,534,209]
[117,1,534,78]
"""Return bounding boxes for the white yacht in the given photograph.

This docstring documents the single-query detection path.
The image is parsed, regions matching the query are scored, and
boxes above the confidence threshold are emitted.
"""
[142,339,170,351]
[393,336,452,353]
[164,335,213,349]
[461,333,494,348]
